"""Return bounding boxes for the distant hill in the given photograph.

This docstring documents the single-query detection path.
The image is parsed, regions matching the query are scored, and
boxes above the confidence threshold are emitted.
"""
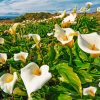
[0,12,100,24]
[13,12,57,22]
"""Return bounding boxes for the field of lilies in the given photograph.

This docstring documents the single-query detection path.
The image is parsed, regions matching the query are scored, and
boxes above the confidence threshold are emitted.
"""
[0,5,100,100]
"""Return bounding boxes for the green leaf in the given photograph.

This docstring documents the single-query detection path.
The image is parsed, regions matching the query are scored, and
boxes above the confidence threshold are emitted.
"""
[93,58,100,66]
[79,70,93,82]
[58,94,72,100]
[74,58,90,69]
[79,50,88,61]
[56,63,82,96]
[13,87,26,96]
[48,45,56,61]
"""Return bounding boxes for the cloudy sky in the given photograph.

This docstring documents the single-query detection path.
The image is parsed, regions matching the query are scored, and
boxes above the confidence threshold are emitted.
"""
[0,0,100,16]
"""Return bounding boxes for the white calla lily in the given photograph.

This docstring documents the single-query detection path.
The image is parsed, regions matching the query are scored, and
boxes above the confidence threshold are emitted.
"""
[79,7,88,13]
[23,34,40,43]
[0,38,4,44]
[31,34,41,48]
[23,34,34,39]
[78,32,100,55]
[9,23,20,35]
[0,72,17,94]
[14,52,28,62]
[21,62,52,98]
[85,2,93,9]
[83,86,97,97]
[23,34,41,48]
[54,10,66,19]
[0,53,7,64]
[32,34,41,44]
[54,24,76,46]
[97,7,100,12]
[62,13,76,24]
[61,13,77,27]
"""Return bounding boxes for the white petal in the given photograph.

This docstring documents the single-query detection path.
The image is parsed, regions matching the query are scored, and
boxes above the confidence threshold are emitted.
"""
[54,24,65,38]
[0,72,17,94]
[0,38,4,44]
[14,52,28,61]
[20,52,28,59]
[12,23,20,30]
[28,34,34,37]
[79,7,88,13]
[21,62,52,96]
[54,25,74,45]
[85,2,93,7]
[31,44,36,49]
[47,32,53,36]
[78,32,100,54]
[23,34,34,39]
[83,86,97,95]
[58,10,66,18]
[0,53,7,63]
[32,34,41,44]
[62,13,76,24]
[40,65,49,73]
[97,7,100,12]
[9,23,20,35]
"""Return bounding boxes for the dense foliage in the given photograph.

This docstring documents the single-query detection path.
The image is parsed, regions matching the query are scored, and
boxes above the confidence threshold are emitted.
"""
[0,13,100,100]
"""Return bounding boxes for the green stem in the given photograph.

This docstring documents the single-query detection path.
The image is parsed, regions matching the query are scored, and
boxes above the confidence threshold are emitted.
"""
[68,46,73,66]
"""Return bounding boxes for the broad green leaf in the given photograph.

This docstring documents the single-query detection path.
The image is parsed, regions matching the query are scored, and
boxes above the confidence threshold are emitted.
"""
[13,87,26,96]
[56,63,82,96]
[58,94,72,100]
[79,70,93,82]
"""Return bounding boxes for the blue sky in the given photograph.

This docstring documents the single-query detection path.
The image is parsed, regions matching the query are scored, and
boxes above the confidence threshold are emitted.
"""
[0,0,100,16]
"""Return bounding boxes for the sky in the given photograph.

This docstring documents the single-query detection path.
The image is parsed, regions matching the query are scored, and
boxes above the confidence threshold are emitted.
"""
[0,0,100,16]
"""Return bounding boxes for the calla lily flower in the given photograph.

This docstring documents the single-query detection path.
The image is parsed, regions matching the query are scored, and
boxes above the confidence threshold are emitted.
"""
[0,37,4,44]
[54,24,77,47]
[0,72,17,94]
[14,52,28,62]
[79,7,88,13]
[54,10,66,19]
[0,53,7,64]
[78,32,100,57]
[23,34,34,40]
[83,86,97,97]
[32,34,41,45]
[23,34,40,43]
[61,13,77,28]
[23,34,41,48]
[31,34,41,48]
[47,32,54,36]
[7,23,20,35]
[21,62,52,98]
[85,2,93,9]
[97,7,100,12]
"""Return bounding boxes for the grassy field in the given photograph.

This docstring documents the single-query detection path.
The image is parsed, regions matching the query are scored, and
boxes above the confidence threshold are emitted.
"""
[0,12,100,100]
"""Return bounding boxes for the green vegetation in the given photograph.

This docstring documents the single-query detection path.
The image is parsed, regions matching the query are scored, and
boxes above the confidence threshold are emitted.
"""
[14,12,57,22]
[0,13,100,100]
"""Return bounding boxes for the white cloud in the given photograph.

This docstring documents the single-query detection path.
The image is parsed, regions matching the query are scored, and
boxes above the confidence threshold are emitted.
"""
[0,0,100,16]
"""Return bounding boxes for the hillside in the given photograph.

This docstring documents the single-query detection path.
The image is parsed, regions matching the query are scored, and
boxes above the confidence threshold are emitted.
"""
[0,12,100,24]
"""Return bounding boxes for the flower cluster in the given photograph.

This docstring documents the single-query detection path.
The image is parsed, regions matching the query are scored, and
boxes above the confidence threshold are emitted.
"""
[0,2,100,99]
[0,23,52,99]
